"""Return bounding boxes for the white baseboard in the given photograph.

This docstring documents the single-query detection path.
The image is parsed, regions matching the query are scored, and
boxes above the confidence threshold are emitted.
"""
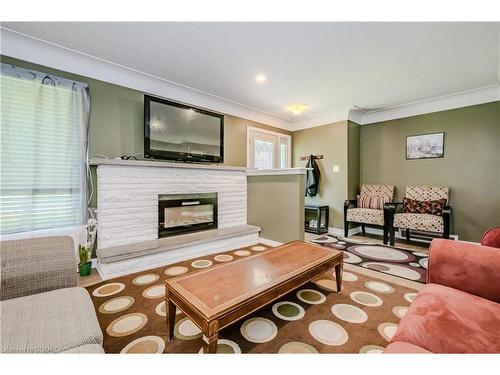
[328,226,361,237]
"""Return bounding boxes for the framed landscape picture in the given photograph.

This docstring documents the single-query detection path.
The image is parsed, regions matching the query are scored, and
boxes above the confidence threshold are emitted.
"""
[406,132,444,160]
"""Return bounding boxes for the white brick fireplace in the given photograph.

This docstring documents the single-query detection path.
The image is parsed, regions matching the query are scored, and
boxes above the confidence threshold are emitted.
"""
[90,158,259,278]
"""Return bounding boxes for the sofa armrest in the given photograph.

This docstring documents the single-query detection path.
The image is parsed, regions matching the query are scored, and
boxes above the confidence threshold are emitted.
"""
[0,236,77,301]
[427,239,500,303]
[480,226,500,248]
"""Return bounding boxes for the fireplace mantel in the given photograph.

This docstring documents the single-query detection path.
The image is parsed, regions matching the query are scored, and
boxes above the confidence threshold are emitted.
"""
[89,158,309,175]
[89,157,247,172]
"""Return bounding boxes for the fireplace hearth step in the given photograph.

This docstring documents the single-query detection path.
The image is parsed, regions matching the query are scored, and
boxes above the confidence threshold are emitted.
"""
[97,224,260,265]
[95,224,261,279]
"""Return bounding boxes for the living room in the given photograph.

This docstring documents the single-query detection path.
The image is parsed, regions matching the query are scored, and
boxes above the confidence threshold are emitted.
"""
[1,2,499,374]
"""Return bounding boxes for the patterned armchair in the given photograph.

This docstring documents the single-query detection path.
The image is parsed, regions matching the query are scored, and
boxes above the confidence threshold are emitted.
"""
[385,186,451,246]
[344,184,395,244]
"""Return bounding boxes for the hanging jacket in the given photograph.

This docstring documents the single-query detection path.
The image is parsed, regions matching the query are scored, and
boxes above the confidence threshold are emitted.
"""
[305,155,320,197]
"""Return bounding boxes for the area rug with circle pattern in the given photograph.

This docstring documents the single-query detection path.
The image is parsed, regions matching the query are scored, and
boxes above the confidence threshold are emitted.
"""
[311,235,428,282]
[87,242,420,354]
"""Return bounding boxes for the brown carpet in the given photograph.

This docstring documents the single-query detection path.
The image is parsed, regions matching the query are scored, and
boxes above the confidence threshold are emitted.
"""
[87,243,419,354]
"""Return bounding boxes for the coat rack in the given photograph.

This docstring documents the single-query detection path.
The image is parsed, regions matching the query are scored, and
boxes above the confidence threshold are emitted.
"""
[300,155,324,161]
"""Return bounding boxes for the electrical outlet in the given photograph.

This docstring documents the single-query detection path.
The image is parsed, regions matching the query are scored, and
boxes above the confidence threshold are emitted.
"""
[333,165,340,172]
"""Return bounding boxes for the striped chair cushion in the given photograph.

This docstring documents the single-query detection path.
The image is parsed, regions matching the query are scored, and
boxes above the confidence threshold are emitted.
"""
[357,194,390,210]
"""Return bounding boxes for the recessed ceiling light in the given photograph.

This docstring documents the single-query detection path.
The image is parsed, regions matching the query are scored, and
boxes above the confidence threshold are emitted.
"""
[286,104,308,115]
[255,74,266,83]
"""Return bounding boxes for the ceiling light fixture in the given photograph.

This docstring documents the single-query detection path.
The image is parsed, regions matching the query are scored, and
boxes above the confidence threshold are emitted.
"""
[255,74,266,83]
[286,104,308,115]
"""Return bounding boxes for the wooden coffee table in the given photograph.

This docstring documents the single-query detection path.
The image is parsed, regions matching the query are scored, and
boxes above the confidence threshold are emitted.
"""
[165,240,343,353]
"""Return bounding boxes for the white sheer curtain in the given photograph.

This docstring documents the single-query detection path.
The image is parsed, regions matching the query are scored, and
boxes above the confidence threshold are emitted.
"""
[0,63,90,235]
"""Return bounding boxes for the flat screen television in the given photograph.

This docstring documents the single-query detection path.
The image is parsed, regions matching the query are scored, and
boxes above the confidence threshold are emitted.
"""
[144,95,224,163]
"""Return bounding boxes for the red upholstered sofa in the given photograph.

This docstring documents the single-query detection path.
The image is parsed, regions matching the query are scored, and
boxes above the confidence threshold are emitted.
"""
[384,239,500,353]
[481,227,500,249]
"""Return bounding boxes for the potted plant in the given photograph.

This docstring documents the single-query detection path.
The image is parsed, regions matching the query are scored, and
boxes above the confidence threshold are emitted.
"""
[78,244,92,277]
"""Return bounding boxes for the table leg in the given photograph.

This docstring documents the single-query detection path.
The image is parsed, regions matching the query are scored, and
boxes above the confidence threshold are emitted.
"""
[166,295,176,342]
[203,320,219,354]
[335,262,343,292]
[203,334,219,354]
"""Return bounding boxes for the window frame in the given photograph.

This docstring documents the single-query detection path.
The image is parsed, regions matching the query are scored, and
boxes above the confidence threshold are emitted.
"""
[246,126,292,169]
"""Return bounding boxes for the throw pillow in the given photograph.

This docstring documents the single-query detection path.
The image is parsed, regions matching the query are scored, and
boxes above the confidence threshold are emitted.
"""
[403,197,447,216]
[357,194,390,210]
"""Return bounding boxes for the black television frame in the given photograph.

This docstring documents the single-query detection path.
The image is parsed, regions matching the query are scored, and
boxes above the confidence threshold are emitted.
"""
[144,95,224,163]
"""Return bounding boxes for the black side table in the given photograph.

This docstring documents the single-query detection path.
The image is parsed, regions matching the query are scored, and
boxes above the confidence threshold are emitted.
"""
[305,205,329,234]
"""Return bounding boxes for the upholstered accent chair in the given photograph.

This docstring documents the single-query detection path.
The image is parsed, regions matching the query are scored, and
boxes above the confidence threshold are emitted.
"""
[344,184,395,243]
[385,186,451,246]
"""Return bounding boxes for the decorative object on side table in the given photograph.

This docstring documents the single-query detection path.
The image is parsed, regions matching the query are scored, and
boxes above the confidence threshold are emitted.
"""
[78,244,92,277]
[406,132,444,160]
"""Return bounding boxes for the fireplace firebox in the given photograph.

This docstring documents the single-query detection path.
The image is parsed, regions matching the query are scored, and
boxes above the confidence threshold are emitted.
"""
[158,193,218,237]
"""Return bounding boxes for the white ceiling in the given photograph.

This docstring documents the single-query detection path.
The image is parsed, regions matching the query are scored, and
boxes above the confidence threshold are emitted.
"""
[2,22,499,128]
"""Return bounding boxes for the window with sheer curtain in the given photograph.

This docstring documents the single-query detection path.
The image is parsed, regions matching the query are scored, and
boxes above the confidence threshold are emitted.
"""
[0,64,90,235]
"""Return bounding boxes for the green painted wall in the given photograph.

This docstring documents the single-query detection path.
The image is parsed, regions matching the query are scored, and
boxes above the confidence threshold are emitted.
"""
[360,101,500,242]
[5,54,497,242]
[223,115,292,167]
[247,174,305,243]
[292,121,349,228]
[1,55,291,207]
[292,120,360,231]
[1,55,290,162]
